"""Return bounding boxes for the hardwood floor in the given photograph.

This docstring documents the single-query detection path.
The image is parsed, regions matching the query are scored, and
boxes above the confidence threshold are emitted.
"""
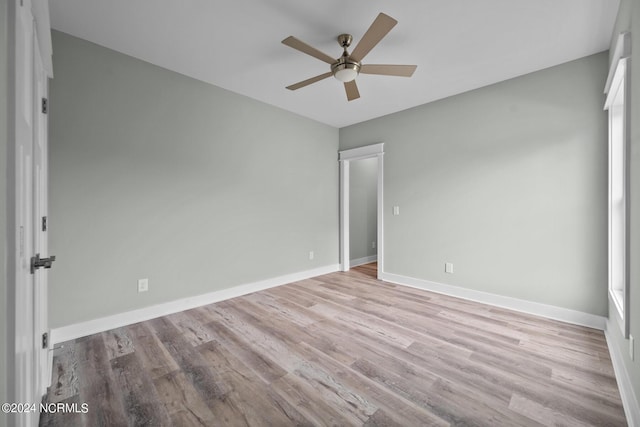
[40,263,627,426]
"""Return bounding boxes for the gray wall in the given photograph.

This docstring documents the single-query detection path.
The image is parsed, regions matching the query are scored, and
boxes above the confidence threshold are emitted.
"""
[0,0,8,423]
[49,31,339,329]
[349,157,377,262]
[607,0,640,411]
[340,52,609,316]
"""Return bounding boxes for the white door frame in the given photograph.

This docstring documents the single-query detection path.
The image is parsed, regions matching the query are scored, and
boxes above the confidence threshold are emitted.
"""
[339,143,384,278]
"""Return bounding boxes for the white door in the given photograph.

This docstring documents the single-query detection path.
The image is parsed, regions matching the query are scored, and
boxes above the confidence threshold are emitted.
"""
[32,30,51,396]
[15,0,38,424]
[15,0,51,425]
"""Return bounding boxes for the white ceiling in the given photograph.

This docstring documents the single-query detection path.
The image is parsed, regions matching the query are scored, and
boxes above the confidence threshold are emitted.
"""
[49,0,619,128]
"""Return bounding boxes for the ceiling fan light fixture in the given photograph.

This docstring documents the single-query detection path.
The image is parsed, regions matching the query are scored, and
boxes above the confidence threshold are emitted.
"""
[331,60,361,82]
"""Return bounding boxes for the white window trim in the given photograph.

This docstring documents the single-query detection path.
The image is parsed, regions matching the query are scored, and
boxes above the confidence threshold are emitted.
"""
[604,32,631,338]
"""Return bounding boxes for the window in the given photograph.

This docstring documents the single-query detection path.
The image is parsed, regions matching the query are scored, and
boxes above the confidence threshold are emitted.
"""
[604,32,630,337]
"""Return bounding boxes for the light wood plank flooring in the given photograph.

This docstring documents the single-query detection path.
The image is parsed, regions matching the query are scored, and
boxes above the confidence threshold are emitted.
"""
[40,263,627,426]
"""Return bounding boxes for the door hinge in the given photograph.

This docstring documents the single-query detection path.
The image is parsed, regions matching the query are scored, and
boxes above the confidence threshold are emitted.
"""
[30,253,57,274]
[42,332,48,349]
[41,98,48,114]
[42,216,47,231]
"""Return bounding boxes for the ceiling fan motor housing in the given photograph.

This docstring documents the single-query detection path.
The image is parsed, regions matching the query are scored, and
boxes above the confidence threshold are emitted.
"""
[331,57,361,82]
[332,34,360,82]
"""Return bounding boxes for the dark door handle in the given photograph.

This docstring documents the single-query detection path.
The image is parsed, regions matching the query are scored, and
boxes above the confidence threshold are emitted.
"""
[31,253,56,274]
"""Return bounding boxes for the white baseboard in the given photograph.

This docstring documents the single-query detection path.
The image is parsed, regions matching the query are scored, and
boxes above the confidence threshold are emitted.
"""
[50,264,340,345]
[605,320,640,427]
[380,272,606,330]
[350,255,377,268]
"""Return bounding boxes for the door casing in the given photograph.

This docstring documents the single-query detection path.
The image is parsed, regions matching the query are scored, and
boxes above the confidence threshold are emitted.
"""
[338,143,384,277]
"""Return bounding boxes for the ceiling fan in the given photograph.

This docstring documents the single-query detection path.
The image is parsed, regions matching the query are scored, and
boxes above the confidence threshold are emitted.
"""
[282,13,417,101]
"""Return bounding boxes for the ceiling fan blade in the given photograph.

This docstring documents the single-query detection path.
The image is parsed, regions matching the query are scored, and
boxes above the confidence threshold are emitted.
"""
[349,13,397,63]
[344,80,360,101]
[282,36,336,65]
[286,72,333,91]
[360,64,417,77]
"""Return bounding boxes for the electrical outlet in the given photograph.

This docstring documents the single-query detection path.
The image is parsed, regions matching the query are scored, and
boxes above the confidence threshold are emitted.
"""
[445,262,454,274]
[309,251,314,260]
[372,241,376,249]
[393,206,400,216]
[630,335,635,361]
[137,278,149,293]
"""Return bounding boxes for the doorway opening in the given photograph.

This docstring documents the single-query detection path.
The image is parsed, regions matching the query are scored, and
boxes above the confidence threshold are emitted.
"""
[339,143,384,279]
[349,156,378,273]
